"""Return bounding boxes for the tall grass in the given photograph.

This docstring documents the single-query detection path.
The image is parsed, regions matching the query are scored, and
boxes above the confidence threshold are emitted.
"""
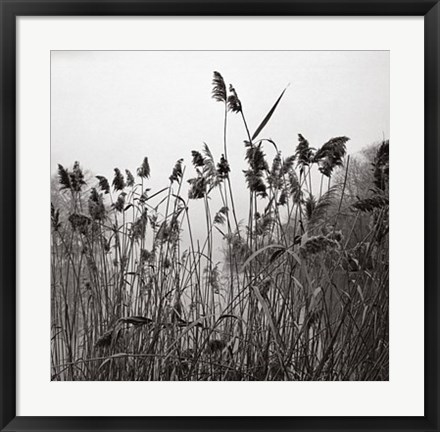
[51,72,389,381]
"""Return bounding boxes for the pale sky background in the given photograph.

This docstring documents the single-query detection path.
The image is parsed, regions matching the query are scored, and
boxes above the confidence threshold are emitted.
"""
[51,50,389,254]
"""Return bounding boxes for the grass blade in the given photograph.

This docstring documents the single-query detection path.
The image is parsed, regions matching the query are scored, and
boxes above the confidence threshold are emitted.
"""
[251,85,289,141]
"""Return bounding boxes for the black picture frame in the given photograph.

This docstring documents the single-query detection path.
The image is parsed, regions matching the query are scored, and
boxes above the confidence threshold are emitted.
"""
[1,1,438,431]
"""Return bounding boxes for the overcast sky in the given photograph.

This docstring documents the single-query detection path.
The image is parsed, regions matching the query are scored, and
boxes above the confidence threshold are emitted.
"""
[51,50,389,171]
[51,50,389,251]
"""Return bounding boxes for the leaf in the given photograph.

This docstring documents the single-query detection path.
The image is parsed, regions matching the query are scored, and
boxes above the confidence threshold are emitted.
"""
[356,285,365,303]
[362,305,369,325]
[98,353,128,371]
[312,287,322,298]
[217,314,240,322]
[241,244,285,270]
[285,249,302,266]
[251,85,289,141]
[119,316,152,326]
[300,232,308,246]
[269,248,285,264]
[291,276,303,290]
[252,285,284,350]
[310,287,322,310]
[298,306,306,329]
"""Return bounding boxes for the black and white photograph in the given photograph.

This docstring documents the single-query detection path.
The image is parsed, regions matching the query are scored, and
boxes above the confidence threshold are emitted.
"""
[50,50,389,381]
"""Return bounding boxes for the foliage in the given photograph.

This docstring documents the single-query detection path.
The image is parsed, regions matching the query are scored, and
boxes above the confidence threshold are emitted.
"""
[51,73,389,381]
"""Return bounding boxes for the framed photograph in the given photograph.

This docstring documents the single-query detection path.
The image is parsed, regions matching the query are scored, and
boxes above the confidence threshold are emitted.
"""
[1,0,438,431]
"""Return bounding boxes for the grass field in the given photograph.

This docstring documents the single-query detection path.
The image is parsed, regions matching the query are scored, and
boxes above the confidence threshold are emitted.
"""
[51,72,389,381]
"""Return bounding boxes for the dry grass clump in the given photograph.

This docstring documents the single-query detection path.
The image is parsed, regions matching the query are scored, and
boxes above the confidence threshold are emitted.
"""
[51,72,389,381]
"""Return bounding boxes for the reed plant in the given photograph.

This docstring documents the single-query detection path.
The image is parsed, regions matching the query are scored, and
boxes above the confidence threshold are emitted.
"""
[51,72,389,381]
